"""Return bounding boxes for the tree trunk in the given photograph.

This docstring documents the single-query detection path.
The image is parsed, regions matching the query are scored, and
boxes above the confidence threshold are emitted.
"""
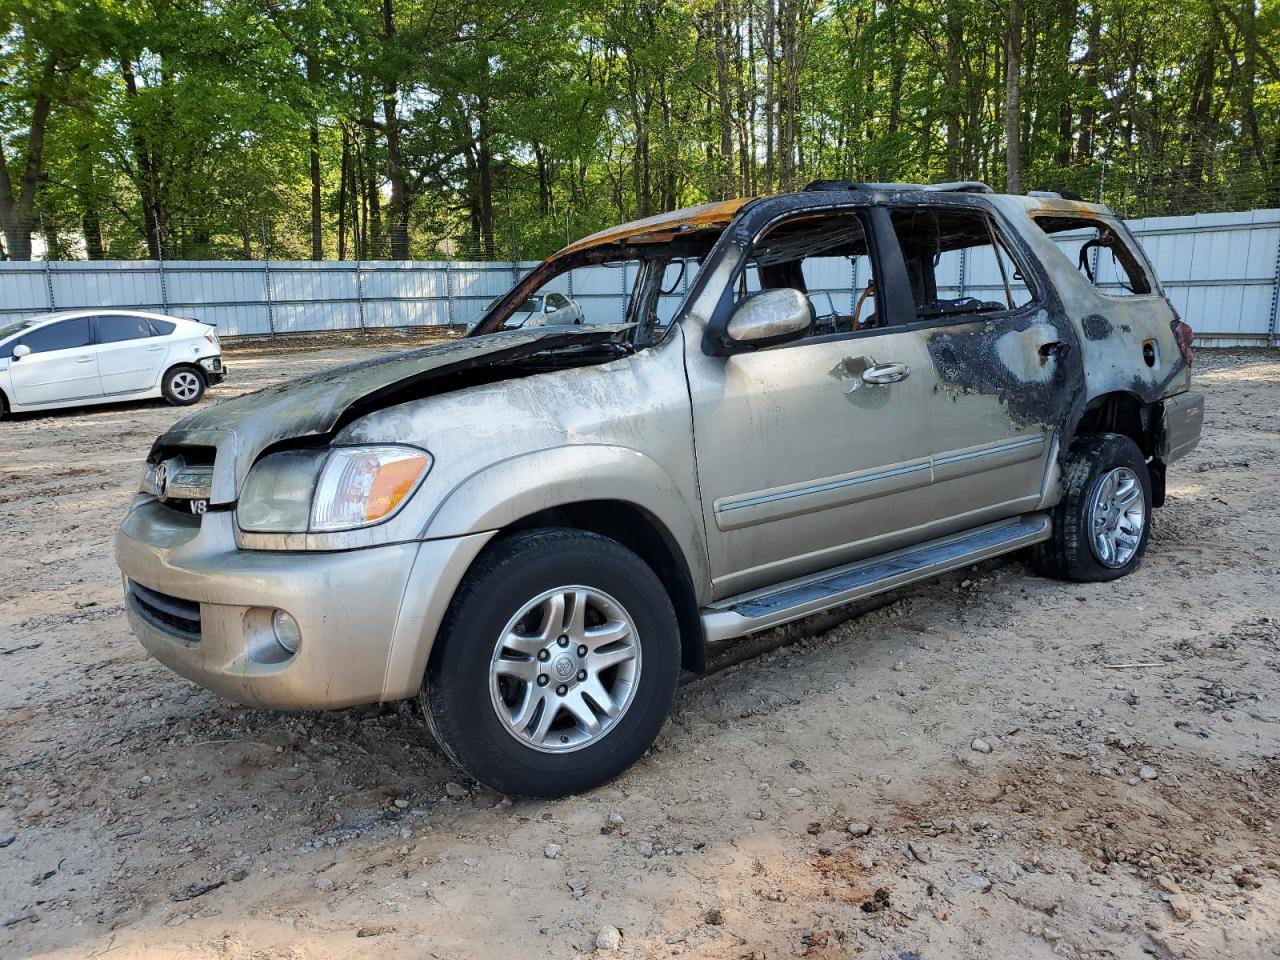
[309,122,323,259]
[1077,5,1101,163]
[1004,0,1023,194]
[305,9,324,261]
[382,0,410,259]
[0,56,56,261]
[121,58,167,259]
[763,0,776,193]
[714,0,735,198]
[337,126,350,260]
[944,6,962,180]
[477,98,495,259]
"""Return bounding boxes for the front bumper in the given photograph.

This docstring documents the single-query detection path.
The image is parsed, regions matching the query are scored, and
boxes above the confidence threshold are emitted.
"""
[116,500,491,710]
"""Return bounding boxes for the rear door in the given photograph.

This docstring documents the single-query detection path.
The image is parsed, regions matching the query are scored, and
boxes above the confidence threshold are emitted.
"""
[7,317,101,406]
[882,202,1078,529]
[93,314,168,394]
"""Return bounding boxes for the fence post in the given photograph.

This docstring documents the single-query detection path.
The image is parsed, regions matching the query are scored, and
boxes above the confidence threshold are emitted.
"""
[1270,226,1280,348]
[263,259,276,337]
[355,261,367,333]
[156,224,168,312]
[850,257,858,315]
[43,257,55,309]
[40,215,55,309]
[444,261,454,328]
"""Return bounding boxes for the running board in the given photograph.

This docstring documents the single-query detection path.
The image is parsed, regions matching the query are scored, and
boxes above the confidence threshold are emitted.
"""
[700,513,1052,643]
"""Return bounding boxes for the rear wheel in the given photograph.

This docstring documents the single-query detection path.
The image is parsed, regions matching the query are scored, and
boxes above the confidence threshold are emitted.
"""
[421,528,680,798]
[162,366,205,406]
[1034,432,1152,582]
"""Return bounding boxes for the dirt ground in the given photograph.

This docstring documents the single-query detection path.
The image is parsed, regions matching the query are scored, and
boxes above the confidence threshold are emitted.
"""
[1,342,1277,960]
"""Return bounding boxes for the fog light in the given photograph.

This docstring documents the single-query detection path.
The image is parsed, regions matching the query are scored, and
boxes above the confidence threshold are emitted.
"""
[272,609,302,655]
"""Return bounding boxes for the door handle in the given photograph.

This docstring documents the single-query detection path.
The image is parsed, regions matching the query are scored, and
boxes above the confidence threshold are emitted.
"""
[861,362,909,385]
[76,357,95,364]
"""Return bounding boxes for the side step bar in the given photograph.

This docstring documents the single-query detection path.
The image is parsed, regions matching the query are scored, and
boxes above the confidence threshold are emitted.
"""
[700,513,1052,643]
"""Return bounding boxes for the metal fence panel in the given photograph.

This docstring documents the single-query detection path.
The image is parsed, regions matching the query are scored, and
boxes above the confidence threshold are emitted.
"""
[2,209,1279,345]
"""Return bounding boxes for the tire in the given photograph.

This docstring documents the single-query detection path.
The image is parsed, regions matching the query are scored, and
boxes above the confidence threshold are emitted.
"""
[162,365,205,406]
[0,390,7,420]
[1034,432,1152,583]
[421,528,681,798]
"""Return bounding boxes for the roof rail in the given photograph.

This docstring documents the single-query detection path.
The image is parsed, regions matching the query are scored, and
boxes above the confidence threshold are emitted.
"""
[1028,188,1085,201]
[803,179,994,194]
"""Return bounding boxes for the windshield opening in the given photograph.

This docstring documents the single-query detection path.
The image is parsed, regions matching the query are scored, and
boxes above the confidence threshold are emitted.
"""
[467,230,723,345]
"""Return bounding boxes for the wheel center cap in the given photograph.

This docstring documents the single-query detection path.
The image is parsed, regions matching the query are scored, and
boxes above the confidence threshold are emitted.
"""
[552,654,576,681]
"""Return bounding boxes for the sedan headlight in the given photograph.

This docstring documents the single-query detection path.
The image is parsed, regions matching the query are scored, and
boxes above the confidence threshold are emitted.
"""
[238,445,432,533]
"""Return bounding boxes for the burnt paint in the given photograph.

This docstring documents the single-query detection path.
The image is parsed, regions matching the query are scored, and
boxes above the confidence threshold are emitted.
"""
[152,325,636,503]
[923,310,1086,431]
[1082,314,1113,341]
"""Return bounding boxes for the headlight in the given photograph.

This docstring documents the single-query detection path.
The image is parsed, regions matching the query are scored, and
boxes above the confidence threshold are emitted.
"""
[237,445,431,533]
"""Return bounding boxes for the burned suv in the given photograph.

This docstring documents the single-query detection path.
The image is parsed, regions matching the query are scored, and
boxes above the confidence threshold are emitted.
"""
[116,181,1203,797]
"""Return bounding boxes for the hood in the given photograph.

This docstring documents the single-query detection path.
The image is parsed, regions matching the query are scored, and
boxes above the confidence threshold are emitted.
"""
[152,325,632,504]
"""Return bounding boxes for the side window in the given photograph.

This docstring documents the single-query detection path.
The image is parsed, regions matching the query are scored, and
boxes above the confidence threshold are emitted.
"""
[151,319,176,335]
[887,207,1036,322]
[545,293,569,311]
[96,314,157,343]
[734,210,879,338]
[19,318,92,354]
[1034,216,1152,296]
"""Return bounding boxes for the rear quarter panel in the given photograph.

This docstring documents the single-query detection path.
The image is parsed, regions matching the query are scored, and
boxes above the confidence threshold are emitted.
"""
[998,197,1192,407]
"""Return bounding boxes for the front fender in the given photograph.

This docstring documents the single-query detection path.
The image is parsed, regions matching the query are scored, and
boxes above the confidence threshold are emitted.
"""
[422,443,711,602]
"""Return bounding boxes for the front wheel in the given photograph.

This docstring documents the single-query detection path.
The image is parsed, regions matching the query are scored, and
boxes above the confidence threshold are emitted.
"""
[1034,432,1152,582]
[162,366,205,406]
[421,529,680,798]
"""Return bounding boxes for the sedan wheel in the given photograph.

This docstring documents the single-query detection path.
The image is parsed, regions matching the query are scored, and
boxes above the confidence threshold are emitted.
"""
[163,367,205,406]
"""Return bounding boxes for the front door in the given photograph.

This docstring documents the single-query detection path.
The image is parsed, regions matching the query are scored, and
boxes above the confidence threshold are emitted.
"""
[685,206,945,598]
[9,317,102,407]
[688,324,941,598]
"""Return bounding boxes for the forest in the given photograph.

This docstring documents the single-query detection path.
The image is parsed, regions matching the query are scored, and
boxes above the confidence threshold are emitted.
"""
[0,0,1277,262]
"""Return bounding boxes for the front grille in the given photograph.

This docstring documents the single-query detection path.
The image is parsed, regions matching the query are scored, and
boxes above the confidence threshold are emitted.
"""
[128,581,201,642]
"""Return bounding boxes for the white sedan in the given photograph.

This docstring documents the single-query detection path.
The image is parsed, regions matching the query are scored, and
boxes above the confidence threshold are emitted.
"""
[498,293,585,329]
[0,309,225,417]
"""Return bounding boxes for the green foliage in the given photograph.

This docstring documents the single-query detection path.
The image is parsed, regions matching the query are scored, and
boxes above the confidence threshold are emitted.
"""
[1,0,1277,260]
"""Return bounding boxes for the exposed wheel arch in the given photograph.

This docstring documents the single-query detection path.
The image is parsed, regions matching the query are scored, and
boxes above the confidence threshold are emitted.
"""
[502,500,705,674]
[1075,391,1153,456]
[0,387,8,418]
[1072,390,1166,506]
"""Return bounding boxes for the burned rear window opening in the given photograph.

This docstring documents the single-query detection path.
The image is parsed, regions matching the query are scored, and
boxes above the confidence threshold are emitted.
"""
[1033,215,1153,296]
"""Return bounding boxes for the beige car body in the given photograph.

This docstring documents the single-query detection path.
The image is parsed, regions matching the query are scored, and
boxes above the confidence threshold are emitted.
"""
[116,185,1203,710]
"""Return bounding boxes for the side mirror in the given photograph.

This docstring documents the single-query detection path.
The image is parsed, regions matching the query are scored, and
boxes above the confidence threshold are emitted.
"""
[723,288,813,350]
[12,343,30,359]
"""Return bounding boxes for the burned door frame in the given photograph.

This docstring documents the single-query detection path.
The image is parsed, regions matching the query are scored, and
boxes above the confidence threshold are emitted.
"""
[873,197,1085,533]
